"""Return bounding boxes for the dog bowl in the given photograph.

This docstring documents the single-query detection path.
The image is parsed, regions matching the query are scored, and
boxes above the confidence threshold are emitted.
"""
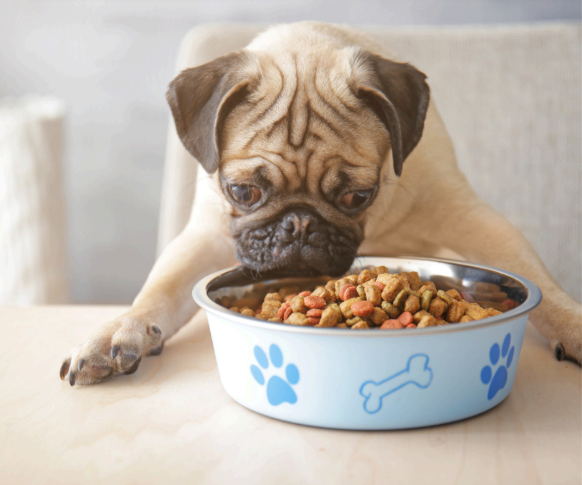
[193,257,542,430]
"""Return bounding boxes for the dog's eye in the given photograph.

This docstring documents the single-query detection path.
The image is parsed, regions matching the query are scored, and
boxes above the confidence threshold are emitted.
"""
[340,190,373,210]
[228,184,261,205]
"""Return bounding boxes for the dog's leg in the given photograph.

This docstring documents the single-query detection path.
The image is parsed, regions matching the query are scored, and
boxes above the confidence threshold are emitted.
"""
[424,190,581,364]
[60,175,235,385]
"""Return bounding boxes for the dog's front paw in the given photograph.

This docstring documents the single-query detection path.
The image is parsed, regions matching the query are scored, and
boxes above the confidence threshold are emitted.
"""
[59,314,163,386]
[550,304,582,365]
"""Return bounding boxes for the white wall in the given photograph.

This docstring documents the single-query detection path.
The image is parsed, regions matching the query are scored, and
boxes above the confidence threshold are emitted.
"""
[0,0,579,303]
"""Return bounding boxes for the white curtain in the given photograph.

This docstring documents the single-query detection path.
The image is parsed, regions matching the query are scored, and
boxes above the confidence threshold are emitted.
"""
[0,96,69,304]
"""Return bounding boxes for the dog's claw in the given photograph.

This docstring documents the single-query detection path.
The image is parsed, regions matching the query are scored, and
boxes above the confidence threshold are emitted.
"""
[122,357,142,375]
[78,359,86,371]
[69,371,76,386]
[151,325,161,335]
[555,343,566,361]
[60,358,71,380]
[146,343,163,356]
[111,345,121,360]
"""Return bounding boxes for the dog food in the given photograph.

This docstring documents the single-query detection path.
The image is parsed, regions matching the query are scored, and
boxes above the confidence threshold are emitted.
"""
[225,266,512,330]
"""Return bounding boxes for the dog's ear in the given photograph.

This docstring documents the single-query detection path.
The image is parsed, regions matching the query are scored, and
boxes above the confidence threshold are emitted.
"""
[353,52,430,176]
[166,51,255,173]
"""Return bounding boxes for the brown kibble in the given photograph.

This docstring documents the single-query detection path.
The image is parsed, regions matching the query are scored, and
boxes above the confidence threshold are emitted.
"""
[420,290,434,311]
[304,295,326,309]
[284,294,297,302]
[413,310,430,323]
[401,271,422,291]
[460,315,474,323]
[372,265,389,277]
[393,288,410,308]
[285,313,309,326]
[428,297,447,318]
[374,281,385,291]
[417,313,438,328]
[351,320,370,330]
[261,300,282,319]
[336,323,348,328]
[357,270,375,285]
[486,307,503,317]
[397,274,411,289]
[375,273,395,285]
[364,284,382,306]
[446,289,462,301]
[346,316,363,326]
[289,296,307,313]
[318,307,339,327]
[268,317,282,323]
[351,300,375,317]
[369,307,389,325]
[312,286,334,302]
[229,307,240,313]
[381,278,404,302]
[381,301,400,319]
[437,290,454,305]
[446,300,464,323]
[339,284,358,301]
[241,309,255,317]
[264,292,283,302]
[356,285,366,299]
[404,295,420,314]
[465,302,491,320]
[339,297,362,319]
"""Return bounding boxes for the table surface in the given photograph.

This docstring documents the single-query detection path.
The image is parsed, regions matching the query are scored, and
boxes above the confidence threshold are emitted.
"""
[0,306,580,485]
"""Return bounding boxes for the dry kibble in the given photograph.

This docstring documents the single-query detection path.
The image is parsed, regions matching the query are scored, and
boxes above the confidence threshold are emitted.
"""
[318,307,339,327]
[446,300,465,323]
[339,297,362,319]
[286,313,309,326]
[381,301,400,319]
[351,300,375,317]
[289,296,307,313]
[420,290,434,311]
[382,278,404,302]
[369,307,389,325]
[428,297,447,318]
[339,284,358,301]
[224,267,508,331]
[364,284,382,306]
[264,292,283,302]
[404,295,421,314]
[304,295,326,309]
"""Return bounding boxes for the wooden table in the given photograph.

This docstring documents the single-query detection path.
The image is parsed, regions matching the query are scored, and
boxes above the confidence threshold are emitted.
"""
[0,306,580,485]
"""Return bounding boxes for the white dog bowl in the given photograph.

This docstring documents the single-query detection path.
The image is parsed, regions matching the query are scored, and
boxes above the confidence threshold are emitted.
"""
[193,257,542,430]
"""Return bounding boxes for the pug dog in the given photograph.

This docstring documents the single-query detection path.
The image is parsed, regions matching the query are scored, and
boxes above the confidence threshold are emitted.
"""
[60,21,581,385]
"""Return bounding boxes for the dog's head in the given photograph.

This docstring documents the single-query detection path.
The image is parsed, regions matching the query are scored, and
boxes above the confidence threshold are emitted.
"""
[166,32,429,276]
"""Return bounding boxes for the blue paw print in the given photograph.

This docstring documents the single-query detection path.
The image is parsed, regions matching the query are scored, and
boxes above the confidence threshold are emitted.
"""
[250,344,300,406]
[480,333,515,400]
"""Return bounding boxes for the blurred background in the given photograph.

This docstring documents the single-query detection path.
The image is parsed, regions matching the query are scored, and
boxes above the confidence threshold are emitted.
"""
[0,0,580,305]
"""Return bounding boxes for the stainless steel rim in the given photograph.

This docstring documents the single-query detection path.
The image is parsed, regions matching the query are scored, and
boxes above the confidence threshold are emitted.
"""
[193,256,542,337]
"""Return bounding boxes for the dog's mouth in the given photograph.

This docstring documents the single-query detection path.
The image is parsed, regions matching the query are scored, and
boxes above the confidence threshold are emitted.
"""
[232,207,360,278]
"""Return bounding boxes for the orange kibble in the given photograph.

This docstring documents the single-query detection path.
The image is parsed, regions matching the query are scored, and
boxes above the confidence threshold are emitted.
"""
[380,319,404,330]
[304,295,326,309]
[298,291,312,297]
[406,323,417,329]
[398,311,413,326]
[339,284,358,301]
[374,281,385,291]
[284,294,297,302]
[306,309,323,317]
[283,307,293,320]
[277,303,290,320]
[351,300,374,317]
[307,317,321,326]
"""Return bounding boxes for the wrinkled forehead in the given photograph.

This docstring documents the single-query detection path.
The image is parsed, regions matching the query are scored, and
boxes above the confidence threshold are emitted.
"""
[219,49,391,190]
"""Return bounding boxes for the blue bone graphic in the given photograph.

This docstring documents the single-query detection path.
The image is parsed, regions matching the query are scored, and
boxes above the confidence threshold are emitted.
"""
[360,354,433,414]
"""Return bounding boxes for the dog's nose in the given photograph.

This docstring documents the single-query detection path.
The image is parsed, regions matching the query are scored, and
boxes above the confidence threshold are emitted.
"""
[281,209,319,238]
